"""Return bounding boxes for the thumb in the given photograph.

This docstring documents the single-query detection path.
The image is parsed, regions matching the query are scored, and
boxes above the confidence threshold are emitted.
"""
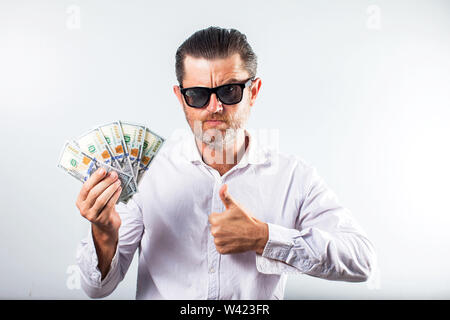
[219,184,237,209]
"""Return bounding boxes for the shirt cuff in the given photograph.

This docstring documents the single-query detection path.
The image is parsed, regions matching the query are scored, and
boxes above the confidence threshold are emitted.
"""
[76,227,120,288]
[256,223,311,275]
[261,223,299,260]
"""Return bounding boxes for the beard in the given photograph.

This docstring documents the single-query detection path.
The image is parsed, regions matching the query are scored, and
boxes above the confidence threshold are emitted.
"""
[200,127,240,150]
[184,103,251,150]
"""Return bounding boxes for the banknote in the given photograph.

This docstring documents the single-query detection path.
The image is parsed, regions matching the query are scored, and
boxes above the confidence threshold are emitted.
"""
[75,128,134,201]
[137,127,165,183]
[99,121,138,197]
[120,121,145,179]
[57,141,133,203]
[75,128,118,169]
[59,121,164,203]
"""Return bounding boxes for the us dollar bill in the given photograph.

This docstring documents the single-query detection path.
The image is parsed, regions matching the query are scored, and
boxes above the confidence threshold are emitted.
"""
[75,128,119,169]
[119,121,145,179]
[75,128,134,201]
[137,127,165,183]
[57,141,133,203]
[99,121,138,199]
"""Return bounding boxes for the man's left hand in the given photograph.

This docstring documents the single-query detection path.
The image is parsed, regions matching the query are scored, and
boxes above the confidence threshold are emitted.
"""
[209,184,269,255]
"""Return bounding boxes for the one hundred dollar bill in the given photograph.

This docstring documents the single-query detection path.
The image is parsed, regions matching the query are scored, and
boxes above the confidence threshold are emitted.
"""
[119,121,145,179]
[57,141,133,203]
[75,128,118,168]
[137,127,165,183]
[99,121,138,198]
[75,128,134,201]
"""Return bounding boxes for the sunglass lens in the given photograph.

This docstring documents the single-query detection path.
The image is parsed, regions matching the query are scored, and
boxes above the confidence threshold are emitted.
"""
[217,84,243,105]
[184,88,210,108]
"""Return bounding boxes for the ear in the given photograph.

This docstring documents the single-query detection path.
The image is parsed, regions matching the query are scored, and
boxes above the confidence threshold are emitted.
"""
[173,85,185,108]
[249,78,262,107]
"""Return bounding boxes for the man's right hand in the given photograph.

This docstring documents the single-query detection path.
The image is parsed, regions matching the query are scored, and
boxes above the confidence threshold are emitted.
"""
[76,168,122,278]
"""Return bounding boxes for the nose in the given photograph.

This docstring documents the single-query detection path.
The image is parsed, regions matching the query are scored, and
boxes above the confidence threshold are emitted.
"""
[206,93,223,113]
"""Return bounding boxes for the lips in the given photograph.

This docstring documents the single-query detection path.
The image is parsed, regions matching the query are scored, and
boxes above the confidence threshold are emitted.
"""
[204,120,226,126]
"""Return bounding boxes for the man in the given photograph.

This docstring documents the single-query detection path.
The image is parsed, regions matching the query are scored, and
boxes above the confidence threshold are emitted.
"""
[76,26,376,299]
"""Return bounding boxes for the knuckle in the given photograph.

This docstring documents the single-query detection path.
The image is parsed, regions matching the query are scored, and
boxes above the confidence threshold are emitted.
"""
[210,226,221,237]
[217,247,226,254]
[83,213,94,222]
[89,188,100,200]
[93,199,104,212]
[209,215,218,225]
[78,204,88,217]
[88,207,99,219]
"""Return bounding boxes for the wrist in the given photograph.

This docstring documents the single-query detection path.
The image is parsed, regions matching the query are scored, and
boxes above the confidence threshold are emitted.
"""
[92,224,118,247]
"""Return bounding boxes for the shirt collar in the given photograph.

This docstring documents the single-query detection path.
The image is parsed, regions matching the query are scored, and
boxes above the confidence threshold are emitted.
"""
[181,128,270,166]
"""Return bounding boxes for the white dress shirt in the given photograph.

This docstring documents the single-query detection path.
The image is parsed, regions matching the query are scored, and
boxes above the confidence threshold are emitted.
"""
[76,128,376,299]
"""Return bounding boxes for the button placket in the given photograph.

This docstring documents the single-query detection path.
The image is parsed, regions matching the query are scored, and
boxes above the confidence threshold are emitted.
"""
[206,173,223,300]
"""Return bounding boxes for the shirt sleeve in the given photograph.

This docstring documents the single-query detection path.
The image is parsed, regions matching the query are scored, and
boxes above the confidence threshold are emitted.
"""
[76,193,145,298]
[256,163,377,283]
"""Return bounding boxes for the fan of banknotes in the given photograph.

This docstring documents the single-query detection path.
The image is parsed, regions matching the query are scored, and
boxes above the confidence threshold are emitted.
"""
[57,121,164,203]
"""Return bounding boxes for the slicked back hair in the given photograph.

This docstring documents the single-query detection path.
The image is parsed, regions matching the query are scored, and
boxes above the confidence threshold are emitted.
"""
[175,26,257,86]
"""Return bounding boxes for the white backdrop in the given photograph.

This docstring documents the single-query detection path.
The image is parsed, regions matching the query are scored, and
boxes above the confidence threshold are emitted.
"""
[1,0,449,299]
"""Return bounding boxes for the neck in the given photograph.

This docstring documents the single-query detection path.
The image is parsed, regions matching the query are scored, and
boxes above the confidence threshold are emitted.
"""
[195,130,249,176]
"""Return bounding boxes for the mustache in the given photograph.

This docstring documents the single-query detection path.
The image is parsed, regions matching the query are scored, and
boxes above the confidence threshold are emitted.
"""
[204,117,228,122]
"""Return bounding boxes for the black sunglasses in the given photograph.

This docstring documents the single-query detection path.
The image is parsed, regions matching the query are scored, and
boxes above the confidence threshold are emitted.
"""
[180,78,254,108]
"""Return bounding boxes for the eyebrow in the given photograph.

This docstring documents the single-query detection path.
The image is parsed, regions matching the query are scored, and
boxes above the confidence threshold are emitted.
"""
[182,78,247,89]
[220,78,246,85]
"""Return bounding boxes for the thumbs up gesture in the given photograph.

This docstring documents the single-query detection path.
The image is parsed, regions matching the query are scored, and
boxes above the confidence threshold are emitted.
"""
[208,184,269,255]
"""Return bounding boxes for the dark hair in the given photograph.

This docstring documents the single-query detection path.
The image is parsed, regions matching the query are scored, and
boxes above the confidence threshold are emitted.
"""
[175,26,257,85]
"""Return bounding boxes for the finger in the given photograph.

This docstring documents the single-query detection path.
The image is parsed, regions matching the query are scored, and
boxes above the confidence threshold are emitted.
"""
[78,168,107,202]
[104,184,122,210]
[219,184,236,209]
[91,179,122,215]
[96,184,122,224]
[85,171,119,207]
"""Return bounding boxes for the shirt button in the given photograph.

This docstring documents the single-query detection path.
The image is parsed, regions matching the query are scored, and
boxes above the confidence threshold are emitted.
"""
[209,267,215,274]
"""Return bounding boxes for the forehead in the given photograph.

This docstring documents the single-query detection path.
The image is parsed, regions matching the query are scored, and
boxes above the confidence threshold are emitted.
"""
[182,53,249,87]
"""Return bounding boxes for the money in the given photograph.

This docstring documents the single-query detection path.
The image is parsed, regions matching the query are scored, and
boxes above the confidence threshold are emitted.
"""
[57,141,133,202]
[58,121,164,204]
[120,121,145,179]
[138,127,165,183]
[75,128,134,202]
[99,121,138,197]
[75,128,117,169]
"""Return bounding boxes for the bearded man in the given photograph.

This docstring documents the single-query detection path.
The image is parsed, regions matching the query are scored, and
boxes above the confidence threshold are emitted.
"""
[75,26,376,299]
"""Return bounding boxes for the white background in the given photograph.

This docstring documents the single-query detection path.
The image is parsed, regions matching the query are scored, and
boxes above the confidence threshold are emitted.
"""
[1,0,449,299]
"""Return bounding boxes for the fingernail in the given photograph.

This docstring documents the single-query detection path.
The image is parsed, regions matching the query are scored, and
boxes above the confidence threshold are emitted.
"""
[98,168,105,175]
[111,171,117,179]
[115,180,121,186]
